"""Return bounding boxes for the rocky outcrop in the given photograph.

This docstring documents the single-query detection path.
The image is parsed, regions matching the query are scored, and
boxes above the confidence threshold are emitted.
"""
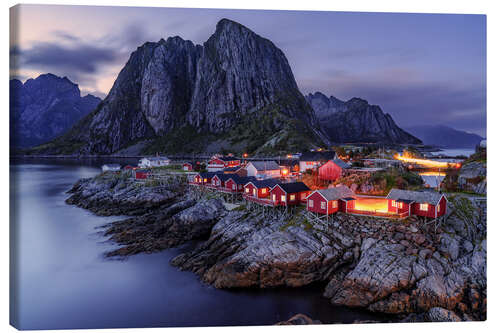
[323,199,486,321]
[10,74,101,148]
[40,19,324,155]
[171,209,356,288]
[305,92,421,144]
[275,314,322,325]
[457,162,486,195]
[65,172,182,215]
[66,171,485,322]
[103,198,227,256]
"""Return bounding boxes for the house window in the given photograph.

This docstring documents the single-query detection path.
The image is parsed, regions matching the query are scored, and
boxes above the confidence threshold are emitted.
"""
[420,203,428,211]
[253,189,257,196]
[398,202,403,209]
[281,195,286,202]
[437,205,440,213]
[308,200,314,208]
[321,202,326,209]
[391,200,396,207]
[272,194,276,201]
[290,194,296,201]
[262,188,267,194]
[332,201,338,208]
[232,184,236,190]
[204,178,207,182]
[245,188,249,193]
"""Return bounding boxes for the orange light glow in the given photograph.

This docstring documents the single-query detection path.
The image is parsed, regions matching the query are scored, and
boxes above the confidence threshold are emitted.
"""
[354,197,388,213]
[282,169,289,176]
[243,153,248,158]
[394,153,460,169]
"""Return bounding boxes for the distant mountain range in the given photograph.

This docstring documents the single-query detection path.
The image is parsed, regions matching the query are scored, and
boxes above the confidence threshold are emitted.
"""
[10,74,101,148]
[22,19,422,156]
[404,125,484,148]
[305,92,421,145]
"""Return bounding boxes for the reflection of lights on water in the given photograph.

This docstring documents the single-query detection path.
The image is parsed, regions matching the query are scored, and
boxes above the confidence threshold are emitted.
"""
[394,153,461,169]
[418,171,446,176]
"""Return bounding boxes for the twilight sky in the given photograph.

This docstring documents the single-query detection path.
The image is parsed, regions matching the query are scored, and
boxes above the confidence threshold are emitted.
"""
[10,4,486,136]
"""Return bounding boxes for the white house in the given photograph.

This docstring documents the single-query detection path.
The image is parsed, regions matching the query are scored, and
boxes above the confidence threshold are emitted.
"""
[139,156,170,168]
[102,164,121,172]
[245,161,281,179]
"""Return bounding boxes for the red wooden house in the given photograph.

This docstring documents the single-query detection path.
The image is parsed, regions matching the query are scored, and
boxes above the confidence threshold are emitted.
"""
[243,179,281,205]
[386,189,447,218]
[183,162,193,171]
[207,156,241,172]
[223,176,256,193]
[269,182,310,206]
[134,169,150,180]
[318,159,351,181]
[306,185,355,215]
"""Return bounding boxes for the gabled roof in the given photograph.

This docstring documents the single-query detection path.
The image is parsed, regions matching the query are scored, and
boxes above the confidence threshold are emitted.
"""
[386,189,446,205]
[307,185,354,201]
[299,151,337,162]
[228,175,256,185]
[272,182,310,193]
[246,178,281,188]
[213,173,232,182]
[246,161,280,171]
[332,158,351,169]
[199,171,222,178]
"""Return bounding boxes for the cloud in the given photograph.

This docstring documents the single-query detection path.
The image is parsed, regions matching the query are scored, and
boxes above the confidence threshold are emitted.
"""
[20,41,118,74]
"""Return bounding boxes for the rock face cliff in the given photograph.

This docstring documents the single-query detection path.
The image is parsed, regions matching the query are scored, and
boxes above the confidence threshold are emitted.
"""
[41,19,323,155]
[10,74,101,148]
[305,92,421,144]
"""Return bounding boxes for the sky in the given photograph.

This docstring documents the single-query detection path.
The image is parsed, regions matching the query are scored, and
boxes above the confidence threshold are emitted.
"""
[10,5,486,136]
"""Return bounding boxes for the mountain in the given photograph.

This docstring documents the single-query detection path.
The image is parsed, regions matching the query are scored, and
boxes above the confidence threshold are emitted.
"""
[305,92,422,144]
[36,19,325,155]
[404,125,483,148]
[10,73,101,148]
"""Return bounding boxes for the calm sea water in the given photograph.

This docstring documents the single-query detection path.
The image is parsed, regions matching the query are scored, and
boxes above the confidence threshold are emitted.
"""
[10,159,383,330]
[429,148,475,157]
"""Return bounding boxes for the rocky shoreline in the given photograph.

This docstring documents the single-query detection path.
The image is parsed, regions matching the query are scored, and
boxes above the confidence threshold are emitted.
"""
[66,172,486,323]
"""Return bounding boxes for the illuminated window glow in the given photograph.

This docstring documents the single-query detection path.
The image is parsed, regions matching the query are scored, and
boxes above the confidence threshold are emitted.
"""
[281,195,286,202]
[308,200,314,207]
[290,194,296,201]
[420,203,428,211]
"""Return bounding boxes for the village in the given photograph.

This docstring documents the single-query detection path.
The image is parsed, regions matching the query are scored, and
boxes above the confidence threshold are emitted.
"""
[100,144,487,224]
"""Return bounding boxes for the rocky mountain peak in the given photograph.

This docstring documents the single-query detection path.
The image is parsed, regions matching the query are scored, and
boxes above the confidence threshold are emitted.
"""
[10,74,101,148]
[306,92,421,144]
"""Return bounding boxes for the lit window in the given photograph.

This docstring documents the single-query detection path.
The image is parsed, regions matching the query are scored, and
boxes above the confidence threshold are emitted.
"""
[281,195,286,202]
[420,203,428,211]
[332,201,338,208]
[398,202,403,209]
[309,200,314,207]
[245,188,249,193]
[321,202,326,209]
[204,178,207,182]
[437,205,440,213]
[253,189,257,196]
[272,194,276,201]
[290,194,296,201]
[391,200,396,207]
[262,188,267,194]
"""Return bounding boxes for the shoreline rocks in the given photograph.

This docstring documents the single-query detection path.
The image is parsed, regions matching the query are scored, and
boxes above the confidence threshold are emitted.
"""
[66,173,486,322]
